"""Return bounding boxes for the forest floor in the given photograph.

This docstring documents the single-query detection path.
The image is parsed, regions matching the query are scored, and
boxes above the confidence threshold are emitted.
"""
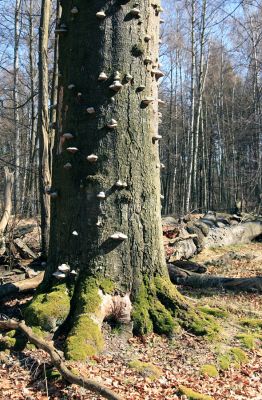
[0,242,262,399]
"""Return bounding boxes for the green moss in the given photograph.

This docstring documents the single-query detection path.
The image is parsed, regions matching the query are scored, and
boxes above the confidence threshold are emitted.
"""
[65,315,104,360]
[132,281,153,335]
[200,364,219,377]
[178,385,214,400]
[129,359,162,380]
[198,306,228,319]
[218,347,248,370]
[239,318,262,330]
[236,333,256,349]
[149,298,177,336]
[154,276,220,339]
[65,277,104,360]
[46,368,62,381]
[24,284,70,332]
[0,332,27,351]
[98,278,115,294]
[230,347,248,364]
[218,354,231,370]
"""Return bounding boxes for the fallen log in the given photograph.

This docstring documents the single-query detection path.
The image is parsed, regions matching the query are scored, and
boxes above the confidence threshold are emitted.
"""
[0,318,122,400]
[0,272,44,299]
[167,264,262,292]
[13,238,37,259]
[171,260,207,273]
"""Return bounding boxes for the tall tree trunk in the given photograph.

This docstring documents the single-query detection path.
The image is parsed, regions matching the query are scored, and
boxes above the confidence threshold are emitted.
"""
[38,0,52,258]
[25,1,214,361]
[13,0,22,213]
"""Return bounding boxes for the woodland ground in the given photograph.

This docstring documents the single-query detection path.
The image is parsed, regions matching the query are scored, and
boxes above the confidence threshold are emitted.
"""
[0,240,261,400]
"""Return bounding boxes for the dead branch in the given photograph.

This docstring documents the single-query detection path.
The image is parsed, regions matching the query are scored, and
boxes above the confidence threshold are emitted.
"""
[0,318,122,400]
[0,271,44,299]
[168,264,262,292]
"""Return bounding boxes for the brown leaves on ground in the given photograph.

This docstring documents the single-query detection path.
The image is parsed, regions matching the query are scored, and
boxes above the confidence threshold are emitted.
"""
[0,243,262,399]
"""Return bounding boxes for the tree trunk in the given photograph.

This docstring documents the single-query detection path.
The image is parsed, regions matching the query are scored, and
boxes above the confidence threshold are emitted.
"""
[0,167,14,255]
[38,0,52,258]
[25,1,216,361]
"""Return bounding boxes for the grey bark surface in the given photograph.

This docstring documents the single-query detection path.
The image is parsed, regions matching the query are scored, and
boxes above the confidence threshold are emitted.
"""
[0,168,14,255]
[48,0,165,289]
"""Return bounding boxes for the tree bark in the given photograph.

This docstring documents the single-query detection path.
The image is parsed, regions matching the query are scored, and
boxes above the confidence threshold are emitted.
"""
[0,167,14,255]
[38,0,52,258]
[25,1,215,361]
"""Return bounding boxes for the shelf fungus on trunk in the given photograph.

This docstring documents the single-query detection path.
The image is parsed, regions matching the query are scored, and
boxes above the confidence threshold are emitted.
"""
[70,6,79,14]
[115,180,128,189]
[66,147,79,153]
[52,271,66,279]
[110,232,128,241]
[96,10,106,19]
[109,80,123,92]
[62,133,74,139]
[63,163,72,169]
[97,191,106,199]
[107,119,118,129]
[86,107,95,114]
[58,264,71,273]
[98,72,108,81]
[87,154,98,162]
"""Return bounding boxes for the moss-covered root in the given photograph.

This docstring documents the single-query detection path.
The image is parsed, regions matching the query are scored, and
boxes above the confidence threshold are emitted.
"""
[132,276,220,339]
[65,277,115,361]
[178,385,214,400]
[24,283,71,332]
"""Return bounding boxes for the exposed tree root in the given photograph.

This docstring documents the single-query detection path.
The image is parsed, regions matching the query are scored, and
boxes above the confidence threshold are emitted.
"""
[0,318,122,400]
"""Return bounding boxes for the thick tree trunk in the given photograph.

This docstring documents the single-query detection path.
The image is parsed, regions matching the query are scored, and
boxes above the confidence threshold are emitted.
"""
[0,168,14,255]
[25,1,216,360]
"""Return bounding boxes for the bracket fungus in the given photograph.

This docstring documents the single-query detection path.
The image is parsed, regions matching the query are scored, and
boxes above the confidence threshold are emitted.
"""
[142,97,154,105]
[160,19,165,24]
[63,162,72,169]
[52,271,66,279]
[70,6,79,14]
[96,10,106,19]
[154,69,165,79]
[107,119,118,129]
[66,147,79,154]
[98,72,108,81]
[109,80,123,92]
[86,107,95,114]
[97,191,106,199]
[70,270,78,276]
[87,154,98,162]
[49,191,58,198]
[125,73,133,82]
[72,231,79,236]
[144,56,152,65]
[158,99,166,105]
[68,84,75,90]
[153,134,162,141]
[62,132,74,139]
[58,264,70,273]
[115,180,128,188]
[144,34,151,42]
[130,7,140,16]
[110,232,128,241]
[137,84,146,91]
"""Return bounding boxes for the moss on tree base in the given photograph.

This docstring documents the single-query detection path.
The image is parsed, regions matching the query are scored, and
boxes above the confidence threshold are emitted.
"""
[24,275,220,361]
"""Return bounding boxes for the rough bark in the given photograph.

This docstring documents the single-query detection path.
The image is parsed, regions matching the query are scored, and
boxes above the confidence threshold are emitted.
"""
[0,168,14,255]
[38,0,52,258]
[26,1,217,360]
[0,319,122,400]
